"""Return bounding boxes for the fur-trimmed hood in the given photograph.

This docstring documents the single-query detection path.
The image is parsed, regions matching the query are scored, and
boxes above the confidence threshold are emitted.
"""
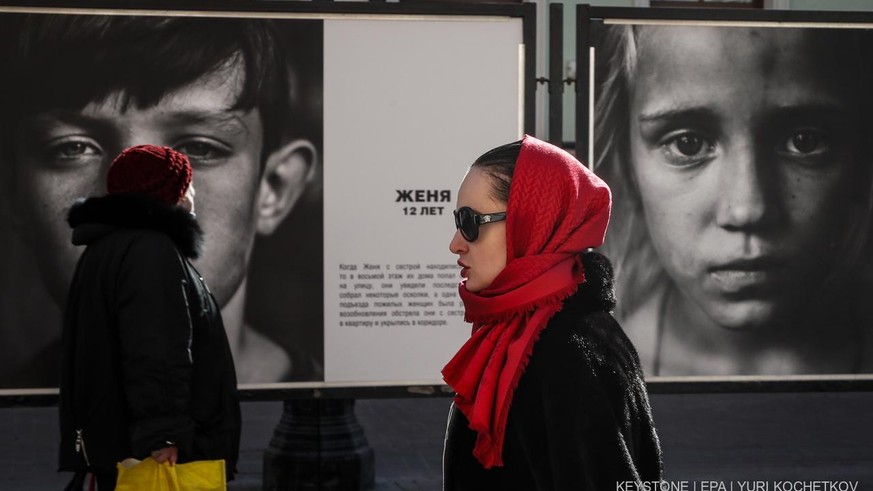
[67,193,203,259]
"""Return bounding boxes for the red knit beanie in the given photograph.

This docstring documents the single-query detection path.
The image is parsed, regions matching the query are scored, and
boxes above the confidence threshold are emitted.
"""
[107,145,193,206]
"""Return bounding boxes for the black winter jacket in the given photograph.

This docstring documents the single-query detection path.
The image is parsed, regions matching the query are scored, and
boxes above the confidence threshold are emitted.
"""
[443,252,663,490]
[58,194,241,480]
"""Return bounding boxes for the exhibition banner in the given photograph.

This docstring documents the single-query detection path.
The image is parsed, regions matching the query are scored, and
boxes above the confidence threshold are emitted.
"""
[0,2,529,396]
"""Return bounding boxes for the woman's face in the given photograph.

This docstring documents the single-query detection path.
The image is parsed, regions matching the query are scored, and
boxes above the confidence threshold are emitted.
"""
[628,27,860,330]
[449,167,508,293]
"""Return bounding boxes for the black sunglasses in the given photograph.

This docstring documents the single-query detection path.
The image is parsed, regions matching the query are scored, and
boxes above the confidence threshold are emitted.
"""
[453,206,507,242]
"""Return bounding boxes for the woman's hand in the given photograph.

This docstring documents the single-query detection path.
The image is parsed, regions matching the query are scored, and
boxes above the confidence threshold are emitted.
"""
[151,446,178,465]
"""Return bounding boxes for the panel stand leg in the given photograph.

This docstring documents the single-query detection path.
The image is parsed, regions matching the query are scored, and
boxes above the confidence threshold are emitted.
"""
[263,398,375,491]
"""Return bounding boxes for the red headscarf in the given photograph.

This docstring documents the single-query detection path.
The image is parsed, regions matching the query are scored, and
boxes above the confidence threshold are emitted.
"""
[442,135,611,468]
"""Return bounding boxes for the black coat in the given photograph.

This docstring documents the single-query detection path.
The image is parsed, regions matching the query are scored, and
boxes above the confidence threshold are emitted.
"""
[443,252,663,490]
[58,194,241,480]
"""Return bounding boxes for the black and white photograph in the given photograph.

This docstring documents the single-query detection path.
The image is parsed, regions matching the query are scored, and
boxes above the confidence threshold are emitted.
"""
[0,12,325,389]
[0,5,528,393]
[593,22,873,377]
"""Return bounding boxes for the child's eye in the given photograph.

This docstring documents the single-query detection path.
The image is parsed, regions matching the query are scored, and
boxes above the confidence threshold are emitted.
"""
[44,138,103,165]
[57,141,98,157]
[659,131,716,167]
[174,139,231,163]
[782,129,828,157]
[670,134,705,157]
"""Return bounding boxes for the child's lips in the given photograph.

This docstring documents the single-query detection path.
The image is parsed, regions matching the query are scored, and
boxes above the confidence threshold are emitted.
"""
[706,256,786,294]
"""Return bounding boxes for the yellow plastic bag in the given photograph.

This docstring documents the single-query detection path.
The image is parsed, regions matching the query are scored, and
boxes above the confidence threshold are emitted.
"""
[115,457,226,491]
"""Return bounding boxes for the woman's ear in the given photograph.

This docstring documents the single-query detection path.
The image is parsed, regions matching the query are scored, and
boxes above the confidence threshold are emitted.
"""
[256,139,317,235]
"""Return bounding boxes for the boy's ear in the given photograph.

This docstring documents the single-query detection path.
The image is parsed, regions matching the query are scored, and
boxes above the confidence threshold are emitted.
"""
[256,139,317,235]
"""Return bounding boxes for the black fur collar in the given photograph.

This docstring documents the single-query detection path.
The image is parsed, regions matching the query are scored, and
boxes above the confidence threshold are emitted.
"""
[67,193,203,259]
[573,250,618,314]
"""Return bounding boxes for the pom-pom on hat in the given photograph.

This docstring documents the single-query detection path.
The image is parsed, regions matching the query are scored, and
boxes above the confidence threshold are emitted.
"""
[107,145,193,206]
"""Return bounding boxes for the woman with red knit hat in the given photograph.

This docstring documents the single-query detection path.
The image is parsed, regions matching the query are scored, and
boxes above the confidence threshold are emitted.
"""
[443,135,663,489]
[59,145,240,490]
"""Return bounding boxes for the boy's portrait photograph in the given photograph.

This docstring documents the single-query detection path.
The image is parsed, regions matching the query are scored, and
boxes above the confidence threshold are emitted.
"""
[0,12,325,388]
[592,22,873,378]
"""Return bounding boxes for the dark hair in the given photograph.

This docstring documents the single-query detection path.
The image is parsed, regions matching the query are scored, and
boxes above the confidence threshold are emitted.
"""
[471,140,522,204]
[0,14,320,160]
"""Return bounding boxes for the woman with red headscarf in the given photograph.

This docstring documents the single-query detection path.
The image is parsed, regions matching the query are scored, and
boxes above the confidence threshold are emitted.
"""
[443,135,663,489]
